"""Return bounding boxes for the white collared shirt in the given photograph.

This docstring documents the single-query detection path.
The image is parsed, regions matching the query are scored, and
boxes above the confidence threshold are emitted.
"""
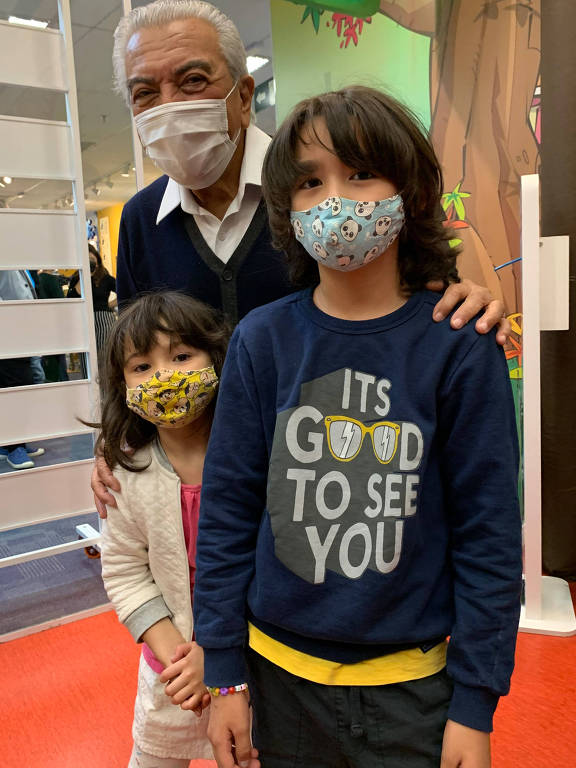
[156,124,271,264]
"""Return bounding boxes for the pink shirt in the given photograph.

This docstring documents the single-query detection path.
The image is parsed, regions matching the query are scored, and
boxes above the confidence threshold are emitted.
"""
[143,483,201,674]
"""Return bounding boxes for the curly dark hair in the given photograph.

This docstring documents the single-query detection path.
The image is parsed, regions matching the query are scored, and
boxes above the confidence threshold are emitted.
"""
[262,85,460,292]
[87,291,230,472]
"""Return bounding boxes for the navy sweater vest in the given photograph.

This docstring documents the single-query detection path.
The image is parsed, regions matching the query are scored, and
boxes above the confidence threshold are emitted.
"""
[116,176,293,323]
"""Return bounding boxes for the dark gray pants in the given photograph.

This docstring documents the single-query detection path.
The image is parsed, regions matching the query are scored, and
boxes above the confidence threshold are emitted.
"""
[247,649,452,768]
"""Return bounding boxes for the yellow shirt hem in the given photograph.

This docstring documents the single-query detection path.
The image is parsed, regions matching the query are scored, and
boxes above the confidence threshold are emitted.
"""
[248,623,447,686]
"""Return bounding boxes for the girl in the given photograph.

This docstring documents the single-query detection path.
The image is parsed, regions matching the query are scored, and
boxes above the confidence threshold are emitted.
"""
[193,87,522,768]
[95,291,229,768]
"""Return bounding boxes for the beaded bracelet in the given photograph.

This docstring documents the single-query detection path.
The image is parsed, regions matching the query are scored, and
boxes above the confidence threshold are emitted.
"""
[208,683,248,697]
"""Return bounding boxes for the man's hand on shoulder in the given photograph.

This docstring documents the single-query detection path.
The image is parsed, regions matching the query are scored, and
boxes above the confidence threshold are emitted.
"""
[428,279,510,346]
[91,455,121,519]
[441,719,491,768]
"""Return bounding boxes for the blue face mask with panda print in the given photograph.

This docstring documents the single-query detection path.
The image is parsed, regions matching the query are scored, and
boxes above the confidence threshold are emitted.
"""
[290,194,405,272]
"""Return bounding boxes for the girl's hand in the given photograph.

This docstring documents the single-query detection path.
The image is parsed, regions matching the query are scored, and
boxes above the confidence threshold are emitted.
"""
[441,719,491,768]
[428,279,510,346]
[160,641,207,713]
[168,642,211,713]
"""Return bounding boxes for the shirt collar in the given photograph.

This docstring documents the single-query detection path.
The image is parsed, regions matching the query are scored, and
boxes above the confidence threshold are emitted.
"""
[156,123,271,224]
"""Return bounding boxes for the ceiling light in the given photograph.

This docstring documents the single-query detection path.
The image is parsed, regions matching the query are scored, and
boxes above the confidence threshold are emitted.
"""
[247,56,269,74]
[0,182,5,189]
[2,176,12,184]
[8,15,48,29]
[16,193,25,199]
[120,164,131,178]
[91,186,101,197]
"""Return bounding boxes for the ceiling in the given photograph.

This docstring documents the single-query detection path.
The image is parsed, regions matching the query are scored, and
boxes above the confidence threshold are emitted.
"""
[0,0,276,211]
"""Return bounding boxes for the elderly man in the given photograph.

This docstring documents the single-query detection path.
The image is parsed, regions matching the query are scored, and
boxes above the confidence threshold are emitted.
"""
[112,0,290,324]
[110,0,505,327]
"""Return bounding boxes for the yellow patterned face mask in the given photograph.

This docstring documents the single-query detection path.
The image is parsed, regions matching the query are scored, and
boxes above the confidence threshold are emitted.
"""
[126,366,218,428]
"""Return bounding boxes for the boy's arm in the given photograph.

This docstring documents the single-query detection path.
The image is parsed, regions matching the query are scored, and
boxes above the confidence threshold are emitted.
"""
[194,326,269,687]
[438,332,522,734]
[194,327,267,766]
[100,483,172,642]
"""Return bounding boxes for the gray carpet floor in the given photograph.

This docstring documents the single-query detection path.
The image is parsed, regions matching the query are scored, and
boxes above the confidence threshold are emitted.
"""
[0,512,108,635]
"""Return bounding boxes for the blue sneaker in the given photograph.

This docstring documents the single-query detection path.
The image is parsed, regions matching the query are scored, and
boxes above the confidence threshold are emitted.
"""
[0,445,44,459]
[6,446,35,470]
[25,445,45,458]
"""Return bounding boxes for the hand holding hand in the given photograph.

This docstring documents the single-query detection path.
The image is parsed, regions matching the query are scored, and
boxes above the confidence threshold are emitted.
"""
[441,719,491,768]
[160,641,207,714]
[167,642,211,714]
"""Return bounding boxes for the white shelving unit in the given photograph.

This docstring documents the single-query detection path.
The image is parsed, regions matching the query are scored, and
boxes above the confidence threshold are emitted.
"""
[0,3,101,578]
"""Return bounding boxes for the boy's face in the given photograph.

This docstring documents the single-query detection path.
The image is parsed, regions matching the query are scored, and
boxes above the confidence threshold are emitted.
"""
[291,118,398,212]
[123,332,211,388]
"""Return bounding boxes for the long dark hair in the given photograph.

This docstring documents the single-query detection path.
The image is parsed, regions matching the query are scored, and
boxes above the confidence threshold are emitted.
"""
[88,244,108,287]
[262,85,460,292]
[92,292,230,472]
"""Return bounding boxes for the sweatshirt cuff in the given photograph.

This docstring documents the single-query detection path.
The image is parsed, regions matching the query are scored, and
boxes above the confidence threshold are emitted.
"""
[124,596,172,643]
[203,646,248,687]
[448,682,499,733]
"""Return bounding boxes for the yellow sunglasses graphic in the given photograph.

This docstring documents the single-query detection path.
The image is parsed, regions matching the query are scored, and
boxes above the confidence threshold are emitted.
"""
[324,415,401,464]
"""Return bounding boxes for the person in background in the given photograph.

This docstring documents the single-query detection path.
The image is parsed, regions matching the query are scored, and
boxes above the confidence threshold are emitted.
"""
[93,292,230,767]
[0,269,46,470]
[92,0,512,518]
[69,245,117,368]
[32,269,69,382]
[193,86,522,768]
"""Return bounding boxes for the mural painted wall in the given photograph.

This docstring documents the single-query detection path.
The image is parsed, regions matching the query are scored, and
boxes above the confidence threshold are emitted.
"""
[271,0,541,506]
[271,1,431,128]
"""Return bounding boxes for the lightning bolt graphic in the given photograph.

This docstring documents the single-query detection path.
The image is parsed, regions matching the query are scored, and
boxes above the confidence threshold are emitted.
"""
[339,421,356,458]
[377,427,392,461]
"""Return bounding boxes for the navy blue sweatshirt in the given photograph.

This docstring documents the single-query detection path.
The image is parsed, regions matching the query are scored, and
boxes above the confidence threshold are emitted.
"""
[116,175,292,323]
[194,289,522,733]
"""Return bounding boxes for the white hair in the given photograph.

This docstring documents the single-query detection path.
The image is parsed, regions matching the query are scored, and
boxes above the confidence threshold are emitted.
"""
[113,0,248,106]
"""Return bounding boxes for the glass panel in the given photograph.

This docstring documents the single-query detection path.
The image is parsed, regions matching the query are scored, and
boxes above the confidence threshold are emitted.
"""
[0,351,91,387]
[0,0,59,30]
[0,433,94,473]
[0,268,83,299]
[0,177,74,210]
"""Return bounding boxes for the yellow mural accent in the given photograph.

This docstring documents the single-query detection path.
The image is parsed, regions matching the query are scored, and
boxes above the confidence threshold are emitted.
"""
[97,203,124,276]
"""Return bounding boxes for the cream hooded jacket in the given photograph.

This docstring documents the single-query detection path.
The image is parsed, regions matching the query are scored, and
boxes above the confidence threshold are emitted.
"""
[101,442,193,644]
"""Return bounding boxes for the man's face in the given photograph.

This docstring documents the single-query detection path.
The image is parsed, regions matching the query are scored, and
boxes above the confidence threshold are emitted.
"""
[125,17,253,138]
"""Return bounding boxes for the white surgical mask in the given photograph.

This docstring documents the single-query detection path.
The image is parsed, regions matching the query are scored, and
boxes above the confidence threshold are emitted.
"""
[134,83,241,190]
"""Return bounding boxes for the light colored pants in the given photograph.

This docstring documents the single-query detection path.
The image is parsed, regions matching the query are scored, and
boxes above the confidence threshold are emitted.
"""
[128,744,190,767]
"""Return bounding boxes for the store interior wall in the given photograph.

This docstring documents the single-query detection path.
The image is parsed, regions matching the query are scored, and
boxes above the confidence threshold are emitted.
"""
[540,0,576,580]
[0,0,276,262]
